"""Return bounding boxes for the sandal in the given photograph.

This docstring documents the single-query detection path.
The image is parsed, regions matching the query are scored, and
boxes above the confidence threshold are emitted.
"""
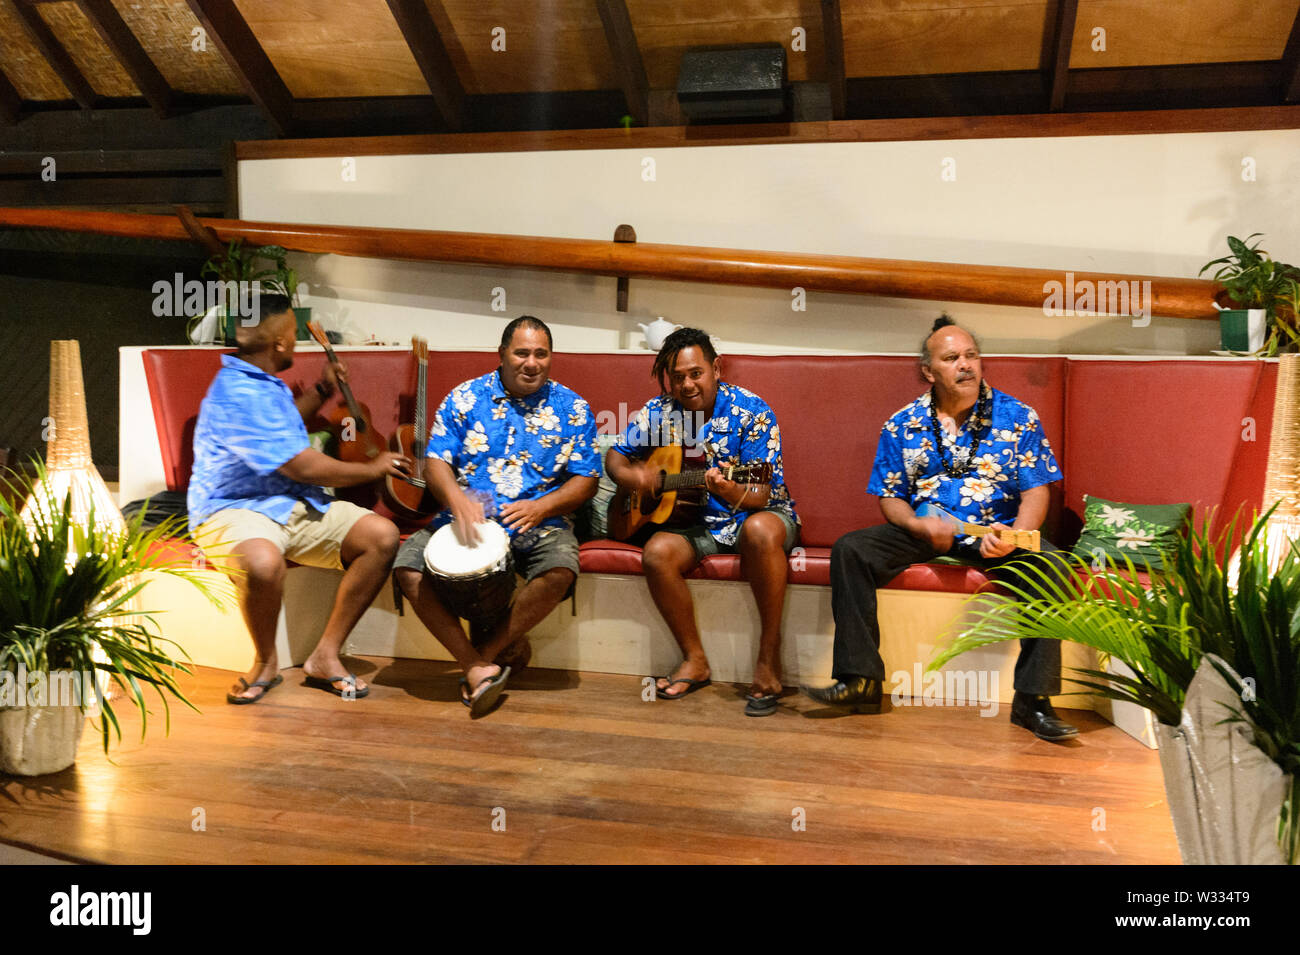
[459,666,511,717]
[226,674,283,705]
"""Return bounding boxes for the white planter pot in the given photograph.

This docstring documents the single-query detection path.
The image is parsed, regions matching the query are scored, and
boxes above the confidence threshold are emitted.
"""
[0,705,87,776]
[1157,655,1289,864]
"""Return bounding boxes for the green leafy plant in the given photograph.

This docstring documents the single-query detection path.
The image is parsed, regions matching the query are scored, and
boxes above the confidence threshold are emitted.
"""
[0,462,229,754]
[931,508,1300,861]
[1200,234,1300,353]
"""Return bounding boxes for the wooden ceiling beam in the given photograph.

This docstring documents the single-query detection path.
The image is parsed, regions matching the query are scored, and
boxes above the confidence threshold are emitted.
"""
[183,0,294,136]
[384,0,465,131]
[821,0,845,120]
[76,0,173,117]
[1281,5,1300,103]
[0,71,21,125]
[1045,0,1079,111]
[595,0,648,125]
[11,0,98,109]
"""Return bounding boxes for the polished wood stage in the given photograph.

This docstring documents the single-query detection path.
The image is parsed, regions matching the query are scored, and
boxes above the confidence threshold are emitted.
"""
[0,658,1179,865]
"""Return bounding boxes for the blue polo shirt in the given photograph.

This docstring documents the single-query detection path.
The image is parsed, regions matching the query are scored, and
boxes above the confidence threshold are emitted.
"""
[187,354,332,526]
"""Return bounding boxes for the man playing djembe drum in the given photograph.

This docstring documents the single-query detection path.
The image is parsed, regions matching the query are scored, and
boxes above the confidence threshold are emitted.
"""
[393,316,599,715]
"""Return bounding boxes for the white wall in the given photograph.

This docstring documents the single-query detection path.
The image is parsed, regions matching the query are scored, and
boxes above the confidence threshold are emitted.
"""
[239,128,1300,356]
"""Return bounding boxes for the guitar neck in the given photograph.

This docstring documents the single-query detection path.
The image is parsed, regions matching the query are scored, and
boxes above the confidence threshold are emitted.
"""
[661,464,765,492]
[411,357,428,487]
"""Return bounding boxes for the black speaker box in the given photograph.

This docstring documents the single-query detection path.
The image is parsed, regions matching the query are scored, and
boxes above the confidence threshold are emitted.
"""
[676,44,788,121]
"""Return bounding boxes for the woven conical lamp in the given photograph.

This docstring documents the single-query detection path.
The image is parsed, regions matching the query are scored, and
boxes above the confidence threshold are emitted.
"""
[20,340,126,542]
[1261,353,1300,561]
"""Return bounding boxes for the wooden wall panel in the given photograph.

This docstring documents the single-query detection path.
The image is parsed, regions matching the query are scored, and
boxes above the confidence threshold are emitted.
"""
[841,0,1052,77]
[36,1,138,98]
[625,0,824,87]
[436,0,617,94]
[110,0,244,95]
[0,0,73,100]
[233,0,429,97]
[1068,0,1300,68]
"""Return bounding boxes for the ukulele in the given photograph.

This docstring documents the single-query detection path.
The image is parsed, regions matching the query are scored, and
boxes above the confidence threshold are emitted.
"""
[913,502,1041,552]
[607,443,773,541]
[382,336,438,521]
[305,320,387,467]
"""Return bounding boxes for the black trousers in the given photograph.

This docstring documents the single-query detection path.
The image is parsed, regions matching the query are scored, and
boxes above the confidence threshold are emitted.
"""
[829,523,1067,696]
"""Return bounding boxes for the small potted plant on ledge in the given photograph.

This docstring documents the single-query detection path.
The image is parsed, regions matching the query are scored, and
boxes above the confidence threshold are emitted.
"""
[187,240,309,344]
[0,464,226,776]
[1200,233,1300,355]
[930,508,1300,864]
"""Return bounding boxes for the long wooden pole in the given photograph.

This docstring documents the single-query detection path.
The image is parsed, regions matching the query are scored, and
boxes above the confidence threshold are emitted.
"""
[0,207,1220,318]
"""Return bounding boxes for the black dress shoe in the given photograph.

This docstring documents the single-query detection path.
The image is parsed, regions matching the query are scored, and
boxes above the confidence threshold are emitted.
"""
[803,676,883,713]
[1010,691,1079,741]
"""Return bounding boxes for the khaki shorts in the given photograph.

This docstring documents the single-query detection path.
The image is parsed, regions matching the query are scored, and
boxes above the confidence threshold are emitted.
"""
[194,500,371,571]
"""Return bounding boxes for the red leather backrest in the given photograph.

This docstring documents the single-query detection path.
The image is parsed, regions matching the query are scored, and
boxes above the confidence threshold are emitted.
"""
[1061,360,1272,541]
[142,349,1275,553]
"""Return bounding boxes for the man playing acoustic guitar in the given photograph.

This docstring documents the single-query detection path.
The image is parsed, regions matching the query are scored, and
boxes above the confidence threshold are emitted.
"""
[606,327,799,717]
[805,316,1079,741]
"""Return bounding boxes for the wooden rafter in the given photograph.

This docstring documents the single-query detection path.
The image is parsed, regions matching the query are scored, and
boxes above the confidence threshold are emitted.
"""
[1045,0,1078,111]
[383,0,465,130]
[595,0,648,125]
[1281,4,1300,103]
[11,0,98,109]
[183,0,294,136]
[76,0,173,117]
[0,70,20,125]
[821,0,845,120]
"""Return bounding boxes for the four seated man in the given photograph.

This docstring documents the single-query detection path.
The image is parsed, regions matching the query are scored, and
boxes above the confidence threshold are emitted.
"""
[194,305,1076,734]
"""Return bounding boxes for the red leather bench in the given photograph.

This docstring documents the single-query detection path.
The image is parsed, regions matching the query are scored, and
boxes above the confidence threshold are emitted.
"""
[142,349,1277,593]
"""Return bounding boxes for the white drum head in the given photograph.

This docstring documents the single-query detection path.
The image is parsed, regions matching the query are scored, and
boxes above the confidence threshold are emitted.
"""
[424,520,510,577]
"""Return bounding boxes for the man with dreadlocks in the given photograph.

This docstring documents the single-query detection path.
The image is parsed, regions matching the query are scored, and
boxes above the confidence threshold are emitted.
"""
[606,327,800,717]
[804,315,1078,741]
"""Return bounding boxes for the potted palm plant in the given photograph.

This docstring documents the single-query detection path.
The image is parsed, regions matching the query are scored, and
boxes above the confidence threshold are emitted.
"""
[0,463,225,776]
[930,509,1300,864]
[1200,234,1300,354]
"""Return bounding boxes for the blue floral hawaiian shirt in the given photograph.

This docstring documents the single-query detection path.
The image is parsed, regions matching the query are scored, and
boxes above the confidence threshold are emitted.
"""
[867,381,1060,536]
[610,381,798,546]
[188,354,332,527]
[424,370,600,538]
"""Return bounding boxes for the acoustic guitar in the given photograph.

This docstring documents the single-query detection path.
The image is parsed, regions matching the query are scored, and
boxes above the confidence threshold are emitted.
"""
[607,443,773,541]
[913,502,1041,552]
[382,336,438,521]
[305,321,387,464]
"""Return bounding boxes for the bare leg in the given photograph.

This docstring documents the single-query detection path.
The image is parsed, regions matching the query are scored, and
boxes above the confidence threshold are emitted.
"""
[302,514,399,693]
[738,512,790,697]
[477,568,574,663]
[394,567,500,692]
[641,532,708,697]
[228,538,286,700]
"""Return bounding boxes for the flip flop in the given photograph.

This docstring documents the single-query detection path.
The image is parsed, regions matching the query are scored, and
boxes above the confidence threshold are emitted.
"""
[744,692,780,717]
[655,676,711,700]
[460,666,511,717]
[226,674,283,705]
[303,673,370,699]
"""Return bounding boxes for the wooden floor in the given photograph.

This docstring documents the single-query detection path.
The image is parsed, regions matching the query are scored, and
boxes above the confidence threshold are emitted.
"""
[0,658,1180,864]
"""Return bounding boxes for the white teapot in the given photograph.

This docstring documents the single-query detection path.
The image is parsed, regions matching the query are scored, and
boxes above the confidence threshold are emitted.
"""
[638,317,682,351]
